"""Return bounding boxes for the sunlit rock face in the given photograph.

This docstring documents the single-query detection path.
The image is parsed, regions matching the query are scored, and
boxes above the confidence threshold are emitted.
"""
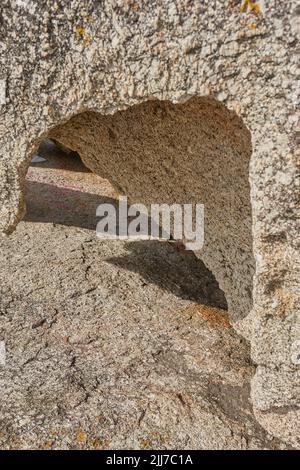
[0,0,299,447]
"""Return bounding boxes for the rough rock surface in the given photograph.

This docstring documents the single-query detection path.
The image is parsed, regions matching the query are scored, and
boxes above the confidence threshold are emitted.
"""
[0,1,299,445]
[0,149,292,449]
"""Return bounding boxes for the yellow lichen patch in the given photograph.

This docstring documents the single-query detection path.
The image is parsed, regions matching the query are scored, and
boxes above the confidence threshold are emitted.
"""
[75,430,87,443]
[183,303,231,329]
[240,0,260,14]
[74,26,91,47]
[249,22,257,29]
[42,440,54,449]
[75,26,85,37]
[139,438,150,448]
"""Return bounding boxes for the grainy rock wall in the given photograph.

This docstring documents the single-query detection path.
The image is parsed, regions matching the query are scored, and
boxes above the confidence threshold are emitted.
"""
[0,0,299,446]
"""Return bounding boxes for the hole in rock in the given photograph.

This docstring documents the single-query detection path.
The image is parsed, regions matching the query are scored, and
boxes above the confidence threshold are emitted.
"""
[24,96,254,322]
[24,136,228,311]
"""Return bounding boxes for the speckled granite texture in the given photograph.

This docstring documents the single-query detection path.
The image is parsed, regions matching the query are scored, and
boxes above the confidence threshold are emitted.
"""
[0,0,299,446]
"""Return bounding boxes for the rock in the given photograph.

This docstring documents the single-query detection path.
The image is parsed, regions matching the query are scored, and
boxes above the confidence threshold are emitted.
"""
[0,0,299,447]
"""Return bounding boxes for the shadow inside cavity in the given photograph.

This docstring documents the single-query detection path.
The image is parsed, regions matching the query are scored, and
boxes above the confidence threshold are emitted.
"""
[25,180,116,231]
[106,240,228,310]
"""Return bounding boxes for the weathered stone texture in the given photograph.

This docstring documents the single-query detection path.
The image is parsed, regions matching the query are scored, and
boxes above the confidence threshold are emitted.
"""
[0,0,299,446]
